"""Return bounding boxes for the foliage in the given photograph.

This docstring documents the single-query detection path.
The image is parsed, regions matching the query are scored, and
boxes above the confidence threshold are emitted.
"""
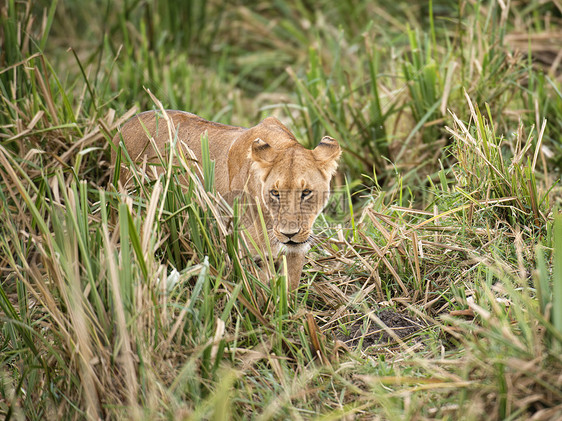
[1,0,562,419]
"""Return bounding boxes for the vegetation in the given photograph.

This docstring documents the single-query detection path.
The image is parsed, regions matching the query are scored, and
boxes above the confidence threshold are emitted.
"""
[1,0,562,419]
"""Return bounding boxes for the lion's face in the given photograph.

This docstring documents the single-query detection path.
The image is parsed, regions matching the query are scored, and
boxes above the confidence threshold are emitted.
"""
[250,135,341,252]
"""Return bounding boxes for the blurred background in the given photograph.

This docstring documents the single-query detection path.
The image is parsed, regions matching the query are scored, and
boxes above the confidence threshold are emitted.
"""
[5,0,561,205]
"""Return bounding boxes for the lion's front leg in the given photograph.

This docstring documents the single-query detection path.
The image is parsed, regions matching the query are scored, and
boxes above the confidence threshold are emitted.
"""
[283,251,306,291]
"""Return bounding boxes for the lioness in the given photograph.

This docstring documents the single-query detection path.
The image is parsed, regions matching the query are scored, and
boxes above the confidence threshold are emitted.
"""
[111,111,341,290]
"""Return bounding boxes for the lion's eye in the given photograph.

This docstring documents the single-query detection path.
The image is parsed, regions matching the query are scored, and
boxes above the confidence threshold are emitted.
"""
[270,189,280,198]
[301,189,312,198]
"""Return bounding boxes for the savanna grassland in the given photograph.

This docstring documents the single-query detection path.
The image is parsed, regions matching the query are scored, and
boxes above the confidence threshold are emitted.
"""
[1,0,562,419]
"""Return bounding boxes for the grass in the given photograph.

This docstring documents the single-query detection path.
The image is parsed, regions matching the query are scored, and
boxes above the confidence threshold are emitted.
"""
[1,0,562,419]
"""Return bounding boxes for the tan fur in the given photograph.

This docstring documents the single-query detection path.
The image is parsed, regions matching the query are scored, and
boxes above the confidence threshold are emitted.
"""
[111,110,341,290]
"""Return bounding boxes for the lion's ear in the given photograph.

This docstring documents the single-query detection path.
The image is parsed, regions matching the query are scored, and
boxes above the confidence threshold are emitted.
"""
[313,136,341,175]
[251,138,276,165]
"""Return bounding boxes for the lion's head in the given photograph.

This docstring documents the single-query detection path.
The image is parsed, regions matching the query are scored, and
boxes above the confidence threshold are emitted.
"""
[247,124,341,253]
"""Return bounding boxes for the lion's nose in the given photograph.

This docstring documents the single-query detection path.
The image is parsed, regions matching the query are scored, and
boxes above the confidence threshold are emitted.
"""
[281,229,300,239]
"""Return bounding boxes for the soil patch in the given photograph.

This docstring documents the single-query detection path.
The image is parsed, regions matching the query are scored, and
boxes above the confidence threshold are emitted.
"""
[337,309,427,349]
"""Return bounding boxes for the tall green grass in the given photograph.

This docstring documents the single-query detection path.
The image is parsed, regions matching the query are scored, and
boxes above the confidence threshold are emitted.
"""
[1,0,562,419]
